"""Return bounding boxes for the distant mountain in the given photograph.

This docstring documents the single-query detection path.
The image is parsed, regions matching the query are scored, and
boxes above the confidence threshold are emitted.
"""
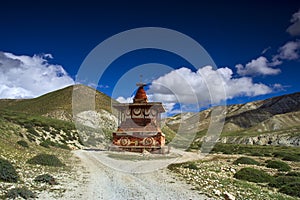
[1,85,299,148]
[164,92,300,146]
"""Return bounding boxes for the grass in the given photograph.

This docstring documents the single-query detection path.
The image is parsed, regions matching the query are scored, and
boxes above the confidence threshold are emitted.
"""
[1,109,75,132]
[0,84,116,117]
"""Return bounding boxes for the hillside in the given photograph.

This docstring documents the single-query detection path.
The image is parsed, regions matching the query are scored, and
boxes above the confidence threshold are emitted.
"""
[1,85,300,148]
[0,86,300,199]
[0,85,118,149]
[0,84,117,121]
[164,92,300,147]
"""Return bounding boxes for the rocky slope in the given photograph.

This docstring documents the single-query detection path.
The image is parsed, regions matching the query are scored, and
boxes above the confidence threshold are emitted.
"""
[0,85,118,149]
[164,92,300,146]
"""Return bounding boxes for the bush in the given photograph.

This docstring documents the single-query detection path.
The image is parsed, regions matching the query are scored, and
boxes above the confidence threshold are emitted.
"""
[17,140,29,148]
[27,154,64,167]
[34,174,57,185]
[266,160,291,171]
[250,152,264,157]
[286,171,300,177]
[234,167,273,183]
[233,157,260,165]
[279,182,300,197]
[269,176,300,188]
[282,154,300,162]
[273,151,300,162]
[40,140,51,148]
[40,139,70,150]
[167,163,182,172]
[183,162,199,170]
[27,127,39,136]
[0,158,18,182]
[5,187,36,199]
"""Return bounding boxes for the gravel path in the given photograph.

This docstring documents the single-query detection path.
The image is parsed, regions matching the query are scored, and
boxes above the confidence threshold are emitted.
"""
[43,150,212,200]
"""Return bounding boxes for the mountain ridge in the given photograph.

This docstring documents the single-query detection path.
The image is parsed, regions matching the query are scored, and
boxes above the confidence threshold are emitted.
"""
[1,85,299,147]
[164,91,300,146]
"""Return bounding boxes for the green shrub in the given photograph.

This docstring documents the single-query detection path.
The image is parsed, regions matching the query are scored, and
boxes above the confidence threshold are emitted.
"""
[273,151,300,162]
[40,139,70,150]
[234,167,273,183]
[17,140,29,148]
[183,162,199,170]
[233,157,260,165]
[43,125,51,132]
[279,182,300,197]
[40,140,51,148]
[286,171,300,177]
[273,151,290,157]
[0,158,18,182]
[5,187,36,199]
[27,154,64,167]
[34,174,57,185]
[269,176,300,188]
[266,160,291,171]
[167,163,182,171]
[27,127,39,136]
[282,154,300,162]
[250,152,264,157]
[27,134,35,142]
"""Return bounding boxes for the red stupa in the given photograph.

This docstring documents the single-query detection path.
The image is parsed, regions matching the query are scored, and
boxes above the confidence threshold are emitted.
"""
[111,83,166,153]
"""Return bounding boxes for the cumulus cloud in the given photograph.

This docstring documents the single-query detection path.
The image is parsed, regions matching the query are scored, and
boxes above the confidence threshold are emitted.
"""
[276,40,300,60]
[238,40,300,77]
[149,66,272,111]
[287,9,300,36]
[235,56,281,76]
[116,96,133,103]
[0,51,74,99]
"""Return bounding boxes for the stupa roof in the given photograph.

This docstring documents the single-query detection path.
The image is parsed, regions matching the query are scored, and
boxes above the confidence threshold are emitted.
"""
[133,84,148,103]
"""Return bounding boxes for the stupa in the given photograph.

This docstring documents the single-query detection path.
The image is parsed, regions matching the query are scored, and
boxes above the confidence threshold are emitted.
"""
[112,82,166,153]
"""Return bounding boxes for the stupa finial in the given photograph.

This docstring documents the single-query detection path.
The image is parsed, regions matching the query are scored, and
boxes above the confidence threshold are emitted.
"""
[136,74,146,87]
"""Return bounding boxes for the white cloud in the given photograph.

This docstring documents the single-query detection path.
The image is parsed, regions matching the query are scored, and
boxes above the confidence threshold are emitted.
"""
[261,46,271,54]
[277,40,300,60]
[287,9,300,36]
[235,56,281,76]
[149,66,272,108]
[0,51,74,99]
[116,96,133,103]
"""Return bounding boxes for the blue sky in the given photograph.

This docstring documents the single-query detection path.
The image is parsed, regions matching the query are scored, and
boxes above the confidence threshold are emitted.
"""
[1,0,300,114]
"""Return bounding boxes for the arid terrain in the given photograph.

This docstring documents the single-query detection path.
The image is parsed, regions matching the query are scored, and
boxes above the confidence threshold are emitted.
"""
[38,149,211,200]
[1,86,299,199]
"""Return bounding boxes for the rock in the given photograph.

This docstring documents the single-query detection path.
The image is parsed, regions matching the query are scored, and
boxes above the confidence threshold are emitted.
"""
[75,109,117,130]
[213,189,221,196]
[224,191,235,200]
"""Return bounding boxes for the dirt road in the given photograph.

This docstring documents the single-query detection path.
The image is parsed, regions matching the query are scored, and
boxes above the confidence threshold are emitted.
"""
[51,150,211,200]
